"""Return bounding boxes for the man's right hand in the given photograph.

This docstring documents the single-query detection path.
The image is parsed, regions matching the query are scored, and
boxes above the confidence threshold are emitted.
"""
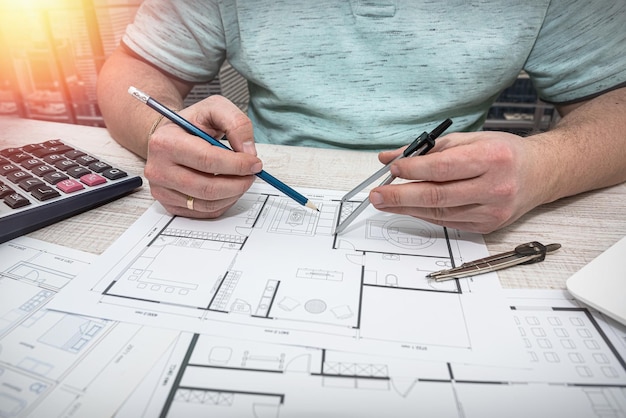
[144,95,263,218]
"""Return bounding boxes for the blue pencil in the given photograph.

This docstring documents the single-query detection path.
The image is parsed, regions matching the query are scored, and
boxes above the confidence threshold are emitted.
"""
[129,86,318,211]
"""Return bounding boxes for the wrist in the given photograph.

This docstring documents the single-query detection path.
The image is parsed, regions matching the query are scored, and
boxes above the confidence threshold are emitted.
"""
[148,115,166,140]
[147,108,181,142]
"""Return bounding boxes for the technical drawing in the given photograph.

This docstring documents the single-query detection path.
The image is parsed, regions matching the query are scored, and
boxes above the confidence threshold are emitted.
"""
[103,191,463,315]
[49,184,524,364]
[0,237,176,418]
[116,290,626,418]
[511,307,626,382]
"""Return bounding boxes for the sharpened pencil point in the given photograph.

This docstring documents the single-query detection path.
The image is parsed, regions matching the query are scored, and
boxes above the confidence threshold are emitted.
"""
[306,201,319,211]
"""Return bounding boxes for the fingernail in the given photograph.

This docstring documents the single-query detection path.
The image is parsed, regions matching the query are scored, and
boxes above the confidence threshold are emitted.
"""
[251,162,263,174]
[243,140,257,156]
[370,191,383,206]
[390,164,399,176]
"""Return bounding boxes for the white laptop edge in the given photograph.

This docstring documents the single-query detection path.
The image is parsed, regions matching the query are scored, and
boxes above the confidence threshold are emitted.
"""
[566,236,626,326]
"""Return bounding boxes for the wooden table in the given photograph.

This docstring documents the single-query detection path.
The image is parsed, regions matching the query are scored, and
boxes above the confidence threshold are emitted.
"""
[2,116,625,289]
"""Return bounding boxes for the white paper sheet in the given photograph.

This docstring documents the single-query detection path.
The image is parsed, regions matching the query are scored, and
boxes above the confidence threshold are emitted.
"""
[50,184,523,364]
[0,237,177,418]
[116,289,626,418]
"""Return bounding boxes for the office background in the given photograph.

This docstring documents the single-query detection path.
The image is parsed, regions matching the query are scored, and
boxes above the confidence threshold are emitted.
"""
[0,0,555,135]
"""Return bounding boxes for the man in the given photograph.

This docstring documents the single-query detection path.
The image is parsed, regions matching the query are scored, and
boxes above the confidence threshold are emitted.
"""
[97,0,626,233]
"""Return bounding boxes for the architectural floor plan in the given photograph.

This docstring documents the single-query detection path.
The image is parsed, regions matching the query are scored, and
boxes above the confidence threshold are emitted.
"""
[116,290,626,418]
[50,184,522,364]
[0,237,176,418]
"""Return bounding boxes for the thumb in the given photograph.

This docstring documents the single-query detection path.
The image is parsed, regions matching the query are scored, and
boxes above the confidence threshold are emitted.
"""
[190,95,256,155]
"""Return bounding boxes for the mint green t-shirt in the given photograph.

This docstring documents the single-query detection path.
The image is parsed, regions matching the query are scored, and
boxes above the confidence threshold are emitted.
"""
[123,0,626,150]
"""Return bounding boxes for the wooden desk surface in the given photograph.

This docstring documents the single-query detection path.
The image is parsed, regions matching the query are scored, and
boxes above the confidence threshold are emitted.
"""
[2,116,625,289]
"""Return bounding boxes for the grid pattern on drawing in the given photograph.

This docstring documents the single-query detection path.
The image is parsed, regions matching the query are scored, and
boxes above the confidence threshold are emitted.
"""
[20,290,53,312]
[514,308,625,381]
[211,271,242,311]
[162,228,245,244]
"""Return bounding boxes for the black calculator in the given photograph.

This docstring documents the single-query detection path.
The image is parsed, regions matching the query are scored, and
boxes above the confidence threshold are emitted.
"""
[0,139,143,244]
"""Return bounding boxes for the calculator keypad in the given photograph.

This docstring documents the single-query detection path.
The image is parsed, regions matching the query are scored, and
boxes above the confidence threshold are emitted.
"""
[0,139,130,210]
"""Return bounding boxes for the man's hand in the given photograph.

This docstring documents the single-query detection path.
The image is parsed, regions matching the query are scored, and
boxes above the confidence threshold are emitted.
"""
[369,131,547,234]
[144,95,263,218]
[369,88,626,234]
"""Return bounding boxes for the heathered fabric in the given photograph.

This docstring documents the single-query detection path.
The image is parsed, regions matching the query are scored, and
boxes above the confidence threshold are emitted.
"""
[123,0,626,150]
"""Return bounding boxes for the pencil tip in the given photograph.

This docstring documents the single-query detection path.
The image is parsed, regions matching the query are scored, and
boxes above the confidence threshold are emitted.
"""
[306,201,319,211]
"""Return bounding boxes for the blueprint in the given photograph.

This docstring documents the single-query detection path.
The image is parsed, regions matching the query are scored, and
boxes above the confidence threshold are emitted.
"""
[0,237,177,418]
[115,289,626,418]
[50,184,523,364]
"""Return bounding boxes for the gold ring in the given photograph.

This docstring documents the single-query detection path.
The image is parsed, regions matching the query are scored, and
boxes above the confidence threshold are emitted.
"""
[186,195,194,211]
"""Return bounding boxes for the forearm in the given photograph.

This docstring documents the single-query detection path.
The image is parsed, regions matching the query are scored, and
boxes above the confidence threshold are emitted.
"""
[96,46,190,158]
[530,87,626,204]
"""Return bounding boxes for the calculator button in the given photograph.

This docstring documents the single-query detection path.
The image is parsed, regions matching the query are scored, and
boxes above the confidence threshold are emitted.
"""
[7,170,33,184]
[0,147,21,158]
[102,168,128,180]
[42,139,65,147]
[67,166,91,178]
[44,145,73,155]
[31,186,61,201]
[32,165,56,177]
[57,179,84,193]
[43,171,69,185]
[21,144,45,153]
[4,192,31,208]
[32,147,60,158]
[64,149,86,159]
[43,154,66,164]
[54,159,78,171]
[80,173,107,186]
[0,163,20,176]
[88,161,111,173]
[21,158,45,170]
[9,152,31,163]
[0,184,14,198]
[76,155,98,166]
[18,178,45,192]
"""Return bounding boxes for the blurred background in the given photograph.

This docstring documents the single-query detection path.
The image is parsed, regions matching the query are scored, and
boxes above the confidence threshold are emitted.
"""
[0,0,556,135]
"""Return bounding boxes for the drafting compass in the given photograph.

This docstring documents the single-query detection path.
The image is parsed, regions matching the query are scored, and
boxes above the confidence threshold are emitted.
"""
[334,119,453,234]
[427,241,562,281]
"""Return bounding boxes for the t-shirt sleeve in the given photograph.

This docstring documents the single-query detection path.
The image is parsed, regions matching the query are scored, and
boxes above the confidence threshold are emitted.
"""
[122,0,226,83]
[524,0,626,104]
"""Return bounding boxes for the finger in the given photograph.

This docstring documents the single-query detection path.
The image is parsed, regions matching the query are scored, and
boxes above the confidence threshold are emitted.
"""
[373,203,510,234]
[185,194,240,215]
[185,95,256,155]
[395,131,525,183]
[378,147,405,165]
[149,124,263,176]
[370,179,519,230]
[370,177,499,210]
[390,144,490,183]
[150,161,256,199]
[373,199,485,223]
[377,131,471,165]
[410,216,501,235]
[160,198,237,219]
[431,132,483,151]
[151,181,246,218]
